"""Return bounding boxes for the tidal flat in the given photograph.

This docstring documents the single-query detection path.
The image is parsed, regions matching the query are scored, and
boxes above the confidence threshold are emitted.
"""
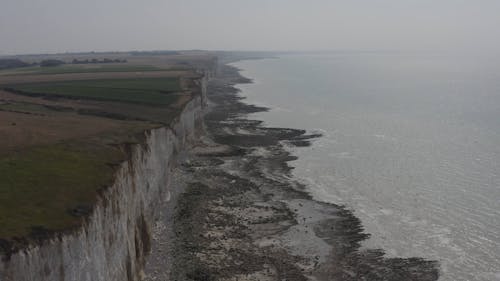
[145,63,439,281]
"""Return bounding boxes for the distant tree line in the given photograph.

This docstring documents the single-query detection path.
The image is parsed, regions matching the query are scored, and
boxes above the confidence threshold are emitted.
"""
[0,57,128,69]
[72,58,127,64]
[130,50,179,56]
[40,59,65,67]
[0,59,35,70]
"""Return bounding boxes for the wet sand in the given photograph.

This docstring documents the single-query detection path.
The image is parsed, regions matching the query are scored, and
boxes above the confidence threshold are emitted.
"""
[144,63,440,280]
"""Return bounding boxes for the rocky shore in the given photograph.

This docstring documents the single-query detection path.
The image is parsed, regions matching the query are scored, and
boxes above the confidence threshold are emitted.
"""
[144,63,440,281]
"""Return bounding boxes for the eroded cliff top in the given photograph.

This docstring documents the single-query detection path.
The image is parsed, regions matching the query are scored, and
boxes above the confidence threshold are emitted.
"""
[0,52,215,253]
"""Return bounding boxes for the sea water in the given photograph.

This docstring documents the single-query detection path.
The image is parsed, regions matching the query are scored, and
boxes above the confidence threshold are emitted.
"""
[233,53,500,281]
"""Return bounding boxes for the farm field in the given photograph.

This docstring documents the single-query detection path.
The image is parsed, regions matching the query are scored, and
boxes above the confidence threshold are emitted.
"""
[5,77,182,105]
[0,53,214,247]
[0,64,171,75]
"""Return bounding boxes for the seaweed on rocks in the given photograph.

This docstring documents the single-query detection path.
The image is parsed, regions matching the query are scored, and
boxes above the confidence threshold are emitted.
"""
[144,63,440,281]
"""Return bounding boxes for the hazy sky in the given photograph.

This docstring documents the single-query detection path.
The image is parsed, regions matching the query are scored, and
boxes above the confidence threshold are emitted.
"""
[1,0,500,55]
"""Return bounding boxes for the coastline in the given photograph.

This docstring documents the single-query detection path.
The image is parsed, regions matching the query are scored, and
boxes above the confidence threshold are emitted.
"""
[144,62,440,280]
[0,91,206,281]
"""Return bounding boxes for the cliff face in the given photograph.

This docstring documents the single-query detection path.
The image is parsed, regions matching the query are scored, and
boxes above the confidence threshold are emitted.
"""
[0,87,206,281]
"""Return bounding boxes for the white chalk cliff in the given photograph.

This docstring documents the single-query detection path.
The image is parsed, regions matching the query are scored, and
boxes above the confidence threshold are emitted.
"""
[0,76,209,281]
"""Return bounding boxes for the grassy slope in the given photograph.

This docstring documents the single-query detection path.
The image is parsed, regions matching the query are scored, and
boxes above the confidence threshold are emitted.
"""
[0,141,124,239]
[7,77,182,105]
[0,74,189,246]
[0,120,161,242]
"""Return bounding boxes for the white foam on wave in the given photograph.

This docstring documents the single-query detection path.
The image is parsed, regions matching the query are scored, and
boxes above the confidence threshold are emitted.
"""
[232,55,500,281]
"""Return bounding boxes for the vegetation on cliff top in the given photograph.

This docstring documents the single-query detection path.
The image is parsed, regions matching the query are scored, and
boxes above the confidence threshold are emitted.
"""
[0,55,210,253]
[5,77,182,105]
[0,142,123,240]
[2,64,170,75]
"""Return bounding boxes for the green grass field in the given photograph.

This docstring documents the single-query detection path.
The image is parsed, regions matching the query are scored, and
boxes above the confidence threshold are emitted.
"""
[7,77,182,105]
[0,74,192,246]
[0,141,125,240]
[1,64,170,75]
[0,102,54,114]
